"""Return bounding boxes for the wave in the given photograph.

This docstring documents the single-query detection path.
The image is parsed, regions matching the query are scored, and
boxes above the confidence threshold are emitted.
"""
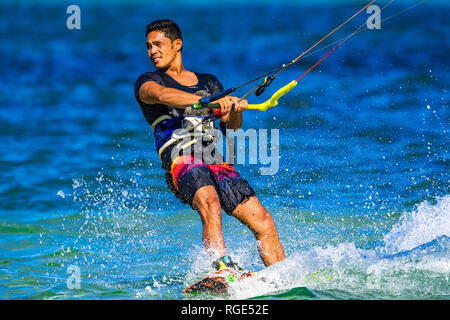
[223,196,450,299]
[382,195,450,255]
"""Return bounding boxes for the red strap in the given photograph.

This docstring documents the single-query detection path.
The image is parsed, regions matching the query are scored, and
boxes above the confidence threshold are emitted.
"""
[213,109,224,118]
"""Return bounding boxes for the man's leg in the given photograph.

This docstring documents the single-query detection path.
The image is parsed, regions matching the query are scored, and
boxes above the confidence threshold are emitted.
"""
[192,185,227,259]
[232,195,285,266]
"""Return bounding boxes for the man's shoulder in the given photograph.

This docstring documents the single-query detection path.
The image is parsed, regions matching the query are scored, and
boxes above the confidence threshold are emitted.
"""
[135,70,164,84]
[196,72,220,82]
[195,72,223,94]
[196,72,223,89]
[134,71,166,100]
[134,71,167,97]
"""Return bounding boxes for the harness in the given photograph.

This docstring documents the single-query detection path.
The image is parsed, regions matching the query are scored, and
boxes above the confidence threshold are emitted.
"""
[153,113,218,204]
[152,114,217,161]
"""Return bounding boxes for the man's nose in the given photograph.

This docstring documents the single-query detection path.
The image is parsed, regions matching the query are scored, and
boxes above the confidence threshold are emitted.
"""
[150,46,158,55]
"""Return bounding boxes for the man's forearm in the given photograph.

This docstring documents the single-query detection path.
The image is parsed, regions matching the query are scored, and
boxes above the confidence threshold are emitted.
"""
[140,83,200,108]
[140,82,244,127]
[157,87,200,108]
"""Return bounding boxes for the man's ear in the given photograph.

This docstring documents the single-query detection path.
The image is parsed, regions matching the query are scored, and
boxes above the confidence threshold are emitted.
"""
[174,38,183,52]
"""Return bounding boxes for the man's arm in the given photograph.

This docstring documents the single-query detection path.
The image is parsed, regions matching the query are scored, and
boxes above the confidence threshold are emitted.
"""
[139,81,200,108]
[139,80,246,129]
[220,96,247,131]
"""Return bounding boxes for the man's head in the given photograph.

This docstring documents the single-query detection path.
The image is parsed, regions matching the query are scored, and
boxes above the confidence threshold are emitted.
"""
[145,19,183,70]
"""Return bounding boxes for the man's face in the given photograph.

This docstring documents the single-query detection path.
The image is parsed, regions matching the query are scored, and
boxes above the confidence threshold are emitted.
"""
[146,31,181,69]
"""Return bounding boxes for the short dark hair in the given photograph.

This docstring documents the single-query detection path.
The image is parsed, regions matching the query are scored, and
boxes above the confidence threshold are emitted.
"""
[145,19,183,42]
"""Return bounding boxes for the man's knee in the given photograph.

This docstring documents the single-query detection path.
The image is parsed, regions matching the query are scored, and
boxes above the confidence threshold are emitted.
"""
[253,212,277,237]
[193,186,222,224]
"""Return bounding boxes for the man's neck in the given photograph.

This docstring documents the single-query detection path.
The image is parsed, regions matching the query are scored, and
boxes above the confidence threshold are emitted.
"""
[161,54,187,76]
[165,66,186,77]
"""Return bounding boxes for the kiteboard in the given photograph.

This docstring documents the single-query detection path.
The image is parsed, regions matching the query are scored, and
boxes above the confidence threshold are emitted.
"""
[183,268,255,294]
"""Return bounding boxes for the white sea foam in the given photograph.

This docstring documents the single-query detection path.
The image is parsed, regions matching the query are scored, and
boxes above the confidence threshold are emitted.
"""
[227,195,450,299]
[382,195,450,254]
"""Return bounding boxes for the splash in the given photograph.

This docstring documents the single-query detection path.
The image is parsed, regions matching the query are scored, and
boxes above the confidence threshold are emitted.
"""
[382,195,450,254]
[225,196,450,300]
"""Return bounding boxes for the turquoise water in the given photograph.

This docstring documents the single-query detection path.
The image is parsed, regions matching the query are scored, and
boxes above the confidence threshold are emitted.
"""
[0,0,448,299]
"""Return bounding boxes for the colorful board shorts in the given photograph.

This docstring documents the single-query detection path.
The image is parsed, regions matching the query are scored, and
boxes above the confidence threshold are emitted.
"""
[165,155,255,215]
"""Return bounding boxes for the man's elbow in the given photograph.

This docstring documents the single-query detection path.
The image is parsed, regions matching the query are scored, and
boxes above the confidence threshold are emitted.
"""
[139,87,154,104]
[139,82,161,104]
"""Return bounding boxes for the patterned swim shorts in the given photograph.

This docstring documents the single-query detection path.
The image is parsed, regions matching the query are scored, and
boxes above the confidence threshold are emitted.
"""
[167,155,255,215]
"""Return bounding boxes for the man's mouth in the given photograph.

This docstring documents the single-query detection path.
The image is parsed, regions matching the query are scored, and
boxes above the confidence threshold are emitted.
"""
[152,57,161,64]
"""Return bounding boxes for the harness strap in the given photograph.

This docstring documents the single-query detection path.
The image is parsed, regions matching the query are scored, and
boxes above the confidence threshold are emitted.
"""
[151,115,173,131]
[155,116,217,161]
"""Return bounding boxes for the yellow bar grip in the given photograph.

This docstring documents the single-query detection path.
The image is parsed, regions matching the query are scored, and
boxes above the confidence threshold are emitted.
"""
[247,80,298,111]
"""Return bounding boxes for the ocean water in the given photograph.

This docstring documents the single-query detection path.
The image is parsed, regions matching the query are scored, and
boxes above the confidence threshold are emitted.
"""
[0,0,448,300]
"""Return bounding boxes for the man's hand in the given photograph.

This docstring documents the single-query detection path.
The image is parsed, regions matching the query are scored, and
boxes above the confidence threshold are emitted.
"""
[213,96,247,130]
[213,96,247,115]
